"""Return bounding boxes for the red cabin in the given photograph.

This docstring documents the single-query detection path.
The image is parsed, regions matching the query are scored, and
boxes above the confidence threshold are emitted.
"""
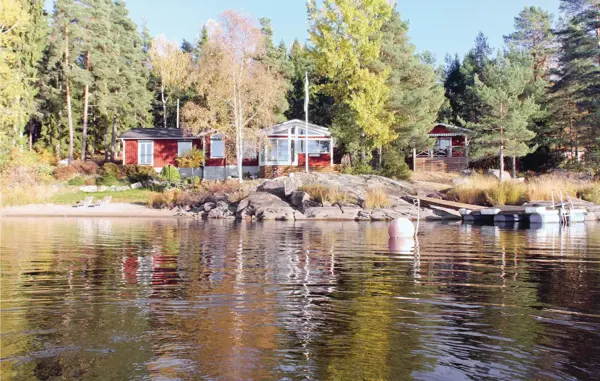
[413,123,471,172]
[119,119,337,179]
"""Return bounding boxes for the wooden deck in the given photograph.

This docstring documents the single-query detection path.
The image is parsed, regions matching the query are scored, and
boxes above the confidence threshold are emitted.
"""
[413,157,468,172]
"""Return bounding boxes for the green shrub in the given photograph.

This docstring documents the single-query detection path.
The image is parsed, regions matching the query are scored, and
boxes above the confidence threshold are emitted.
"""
[343,162,375,175]
[380,150,411,180]
[0,149,54,187]
[68,176,86,186]
[70,160,98,175]
[100,162,120,178]
[161,165,181,184]
[125,165,157,183]
[97,174,119,186]
[176,147,205,168]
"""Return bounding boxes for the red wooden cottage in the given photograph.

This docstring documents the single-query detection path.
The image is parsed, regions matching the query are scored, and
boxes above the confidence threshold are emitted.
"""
[119,119,336,179]
[413,123,471,172]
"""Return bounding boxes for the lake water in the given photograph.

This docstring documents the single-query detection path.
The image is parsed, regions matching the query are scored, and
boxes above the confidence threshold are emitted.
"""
[1,218,600,381]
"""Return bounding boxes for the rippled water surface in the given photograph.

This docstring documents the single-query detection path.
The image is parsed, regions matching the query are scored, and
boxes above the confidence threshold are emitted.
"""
[2,218,600,380]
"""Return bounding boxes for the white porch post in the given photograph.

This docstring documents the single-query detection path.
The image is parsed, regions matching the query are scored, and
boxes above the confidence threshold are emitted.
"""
[288,127,292,165]
[330,138,333,165]
[121,139,125,165]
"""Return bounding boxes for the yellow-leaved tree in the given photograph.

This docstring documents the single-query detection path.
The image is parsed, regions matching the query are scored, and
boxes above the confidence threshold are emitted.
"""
[182,10,287,182]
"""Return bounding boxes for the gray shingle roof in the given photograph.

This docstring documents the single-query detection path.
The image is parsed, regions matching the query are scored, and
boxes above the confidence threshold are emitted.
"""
[120,128,203,139]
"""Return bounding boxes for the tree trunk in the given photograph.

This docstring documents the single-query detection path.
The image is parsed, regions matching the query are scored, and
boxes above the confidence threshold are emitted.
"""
[512,156,516,179]
[161,84,167,128]
[499,123,504,183]
[104,117,110,162]
[81,50,90,161]
[65,27,74,164]
[28,121,32,151]
[237,129,243,183]
[378,145,383,169]
[110,115,117,162]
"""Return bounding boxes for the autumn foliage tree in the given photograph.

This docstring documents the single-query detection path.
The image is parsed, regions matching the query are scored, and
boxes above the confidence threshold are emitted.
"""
[150,35,191,128]
[182,10,286,182]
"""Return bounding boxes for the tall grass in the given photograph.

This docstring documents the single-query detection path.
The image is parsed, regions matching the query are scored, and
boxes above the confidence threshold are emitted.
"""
[299,184,354,204]
[363,188,391,209]
[448,174,598,206]
[0,185,57,207]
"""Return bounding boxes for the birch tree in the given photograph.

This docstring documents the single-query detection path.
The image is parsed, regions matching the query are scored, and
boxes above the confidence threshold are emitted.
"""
[149,35,190,128]
[182,10,286,182]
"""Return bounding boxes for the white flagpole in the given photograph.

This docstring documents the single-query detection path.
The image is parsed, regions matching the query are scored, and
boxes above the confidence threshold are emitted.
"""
[304,71,309,174]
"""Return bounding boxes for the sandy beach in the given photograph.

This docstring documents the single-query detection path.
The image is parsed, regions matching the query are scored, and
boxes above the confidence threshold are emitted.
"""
[0,203,178,218]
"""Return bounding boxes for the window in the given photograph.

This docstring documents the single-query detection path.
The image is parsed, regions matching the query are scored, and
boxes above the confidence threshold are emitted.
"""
[297,140,330,154]
[138,140,154,166]
[210,135,225,158]
[178,141,192,157]
[267,139,289,162]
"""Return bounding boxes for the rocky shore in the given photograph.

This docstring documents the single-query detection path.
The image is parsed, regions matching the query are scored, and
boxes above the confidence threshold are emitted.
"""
[174,173,460,221]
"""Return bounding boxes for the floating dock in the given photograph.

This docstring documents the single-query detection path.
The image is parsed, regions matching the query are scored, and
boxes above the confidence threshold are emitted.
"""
[460,205,587,224]
[406,196,592,225]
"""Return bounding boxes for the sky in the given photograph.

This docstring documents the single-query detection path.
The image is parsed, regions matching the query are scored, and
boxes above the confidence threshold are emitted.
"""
[47,0,561,63]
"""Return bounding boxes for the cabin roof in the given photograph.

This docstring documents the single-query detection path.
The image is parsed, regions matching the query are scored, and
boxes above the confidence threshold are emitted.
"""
[119,128,211,140]
[429,123,471,137]
[260,119,331,136]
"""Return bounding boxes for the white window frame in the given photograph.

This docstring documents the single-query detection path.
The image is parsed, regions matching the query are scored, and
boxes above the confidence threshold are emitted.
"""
[210,134,225,158]
[177,140,193,157]
[297,139,330,154]
[138,140,154,166]
[266,138,290,162]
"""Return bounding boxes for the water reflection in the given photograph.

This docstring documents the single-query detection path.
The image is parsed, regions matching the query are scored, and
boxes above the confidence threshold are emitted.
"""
[1,218,600,380]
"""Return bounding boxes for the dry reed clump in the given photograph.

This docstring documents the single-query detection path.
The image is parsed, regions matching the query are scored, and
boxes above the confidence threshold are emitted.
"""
[580,183,600,204]
[363,188,391,209]
[525,175,589,202]
[448,174,599,206]
[0,184,57,207]
[299,184,353,204]
[148,189,210,209]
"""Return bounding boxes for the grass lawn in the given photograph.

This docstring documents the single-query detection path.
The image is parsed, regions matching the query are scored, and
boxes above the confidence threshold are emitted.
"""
[49,189,156,205]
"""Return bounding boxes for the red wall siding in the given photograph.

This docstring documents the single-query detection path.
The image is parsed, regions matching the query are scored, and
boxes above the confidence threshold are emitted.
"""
[298,153,331,167]
[203,134,259,167]
[125,140,138,165]
[452,136,465,147]
[154,140,178,167]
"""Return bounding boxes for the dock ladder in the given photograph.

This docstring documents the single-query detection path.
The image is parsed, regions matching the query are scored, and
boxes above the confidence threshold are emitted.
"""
[551,189,575,224]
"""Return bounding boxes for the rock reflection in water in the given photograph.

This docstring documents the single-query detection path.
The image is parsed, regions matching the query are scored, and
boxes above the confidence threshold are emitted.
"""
[1,218,600,380]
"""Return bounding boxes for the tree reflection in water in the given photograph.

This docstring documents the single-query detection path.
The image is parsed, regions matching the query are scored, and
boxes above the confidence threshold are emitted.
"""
[1,218,600,380]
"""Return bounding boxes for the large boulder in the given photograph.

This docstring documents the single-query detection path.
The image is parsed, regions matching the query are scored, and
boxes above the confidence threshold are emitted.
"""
[486,169,511,181]
[79,185,98,193]
[304,206,353,220]
[207,201,234,219]
[258,176,303,199]
[237,192,301,221]
[290,191,310,207]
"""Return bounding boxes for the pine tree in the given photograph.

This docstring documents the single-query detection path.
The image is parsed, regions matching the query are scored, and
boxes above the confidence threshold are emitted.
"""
[468,54,539,181]
[372,9,444,155]
[504,6,555,81]
[551,0,600,164]
[442,32,493,126]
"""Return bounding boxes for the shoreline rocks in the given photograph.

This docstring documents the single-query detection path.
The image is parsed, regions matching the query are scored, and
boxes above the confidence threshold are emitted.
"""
[172,173,460,222]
